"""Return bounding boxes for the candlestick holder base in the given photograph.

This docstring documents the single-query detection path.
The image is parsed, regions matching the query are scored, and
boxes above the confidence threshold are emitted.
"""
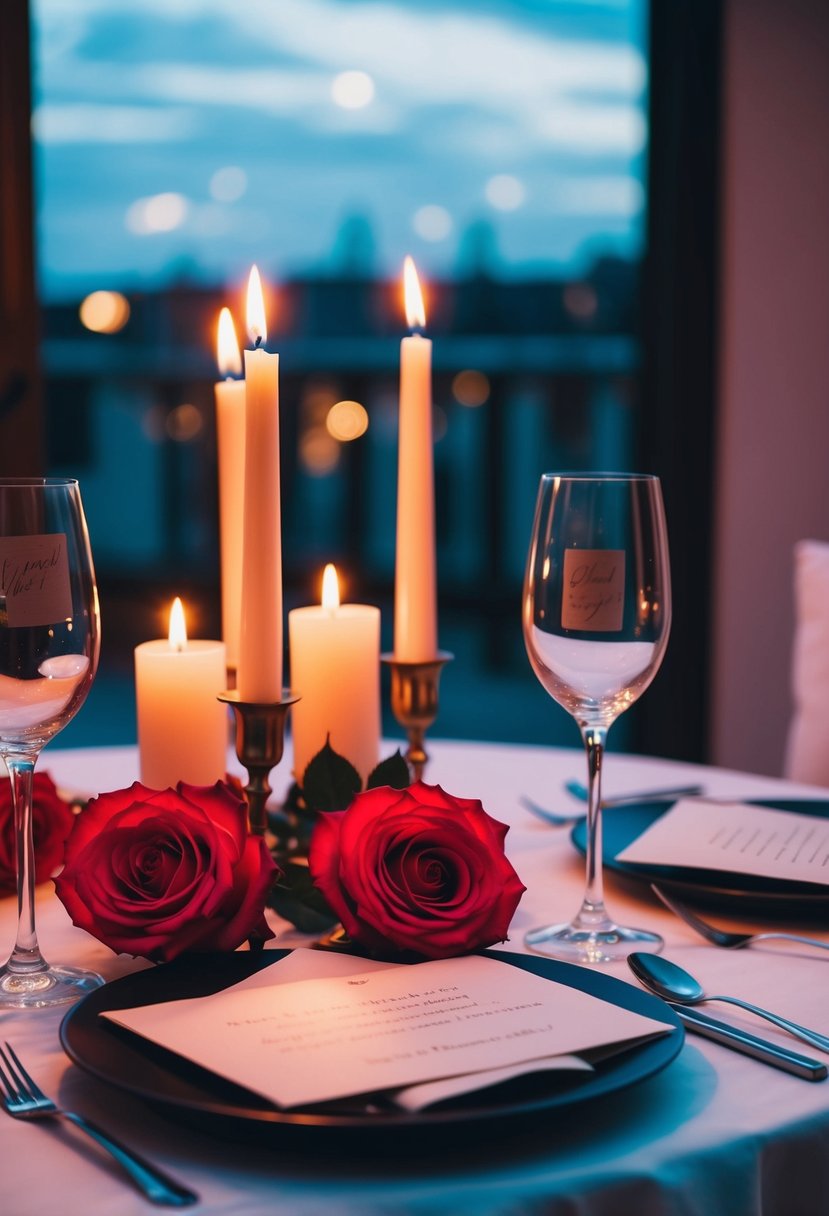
[218,690,300,839]
[381,652,453,783]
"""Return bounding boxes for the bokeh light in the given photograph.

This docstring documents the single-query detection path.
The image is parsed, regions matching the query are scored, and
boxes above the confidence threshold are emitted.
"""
[452,369,490,407]
[331,70,375,110]
[413,205,453,242]
[300,428,341,475]
[79,290,130,334]
[209,166,247,203]
[563,282,598,320]
[125,192,189,235]
[326,400,369,442]
[166,403,203,443]
[485,174,525,211]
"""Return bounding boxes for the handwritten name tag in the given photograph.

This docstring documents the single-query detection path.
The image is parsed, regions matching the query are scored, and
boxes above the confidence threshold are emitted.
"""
[0,535,72,628]
[561,549,625,632]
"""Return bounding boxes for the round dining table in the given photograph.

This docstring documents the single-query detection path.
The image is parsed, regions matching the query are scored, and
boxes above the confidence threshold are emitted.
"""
[1,737,828,1216]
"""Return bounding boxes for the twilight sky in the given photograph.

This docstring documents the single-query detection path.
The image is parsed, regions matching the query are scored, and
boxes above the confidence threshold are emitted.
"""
[31,0,647,300]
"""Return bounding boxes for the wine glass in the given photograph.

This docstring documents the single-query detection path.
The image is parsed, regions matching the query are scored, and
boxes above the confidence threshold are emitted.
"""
[0,478,102,1007]
[523,473,671,964]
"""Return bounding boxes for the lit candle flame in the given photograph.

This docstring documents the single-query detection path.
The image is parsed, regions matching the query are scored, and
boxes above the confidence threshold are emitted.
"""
[246,264,267,347]
[216,307,242,377]
[403,255,426,330]
[321,563,340,611]
[168,597,188,652]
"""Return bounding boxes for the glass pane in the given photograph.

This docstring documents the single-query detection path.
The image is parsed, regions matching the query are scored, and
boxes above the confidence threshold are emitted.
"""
[31,0,649,751]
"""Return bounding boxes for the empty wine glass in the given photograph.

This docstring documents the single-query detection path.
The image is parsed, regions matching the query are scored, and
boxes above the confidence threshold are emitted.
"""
[523,473,671,963]
[0,478,102,1007]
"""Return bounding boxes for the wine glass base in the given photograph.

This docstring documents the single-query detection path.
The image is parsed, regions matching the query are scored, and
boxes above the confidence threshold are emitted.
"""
[525,921,663,965]
[0,964,104,1009]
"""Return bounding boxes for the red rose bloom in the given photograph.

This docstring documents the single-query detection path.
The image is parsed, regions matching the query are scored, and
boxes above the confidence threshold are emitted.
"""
[55,781,278,962]
[309,782,526,959]
[0,772,74,896]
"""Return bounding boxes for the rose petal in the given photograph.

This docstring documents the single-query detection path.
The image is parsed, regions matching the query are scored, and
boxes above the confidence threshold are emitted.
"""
[178,781,248,858]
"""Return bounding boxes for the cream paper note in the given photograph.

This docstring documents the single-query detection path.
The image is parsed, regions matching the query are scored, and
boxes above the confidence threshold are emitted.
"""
[616,798,829,885]
[103,952,672,1109]
[207,949,593,1110]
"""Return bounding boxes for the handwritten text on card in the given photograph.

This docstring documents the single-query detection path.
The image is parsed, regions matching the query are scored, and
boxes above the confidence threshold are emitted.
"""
[0,534,72,628]
[561,549,625,632]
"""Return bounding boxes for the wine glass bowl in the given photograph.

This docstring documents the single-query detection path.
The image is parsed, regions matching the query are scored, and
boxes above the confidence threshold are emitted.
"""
[0,478,102,1007]
[523,473,671,963]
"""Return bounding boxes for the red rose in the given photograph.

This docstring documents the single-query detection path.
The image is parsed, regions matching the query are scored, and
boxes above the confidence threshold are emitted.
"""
[55,781,278,962]
[0,772,74,896]
[308,782,526,959]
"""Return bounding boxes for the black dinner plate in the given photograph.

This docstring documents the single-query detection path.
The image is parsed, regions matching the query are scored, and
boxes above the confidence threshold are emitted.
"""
[572,797,829,915]
[60,948,683,1145]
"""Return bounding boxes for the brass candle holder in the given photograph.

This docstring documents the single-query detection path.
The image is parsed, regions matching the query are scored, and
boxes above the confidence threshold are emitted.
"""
[218,689,300,838]
[381,651,453,782]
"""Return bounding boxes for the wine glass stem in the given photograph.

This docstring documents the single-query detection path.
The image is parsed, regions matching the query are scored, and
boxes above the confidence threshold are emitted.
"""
[5,751,48,975]
[579,724,608,923]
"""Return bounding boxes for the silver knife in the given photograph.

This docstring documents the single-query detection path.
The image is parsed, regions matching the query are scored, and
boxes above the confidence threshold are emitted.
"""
[671,1004,828,1081]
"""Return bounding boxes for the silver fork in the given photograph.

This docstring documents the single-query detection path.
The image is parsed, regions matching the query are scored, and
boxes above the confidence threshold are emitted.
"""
[564,780,705,805]
[0,1042,198,1206]
[651,885,829,953]
[521,783,704,827]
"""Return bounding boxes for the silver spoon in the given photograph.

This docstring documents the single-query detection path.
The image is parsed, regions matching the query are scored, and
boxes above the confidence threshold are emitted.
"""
[651,885,829,953]
[628,952,829,1054]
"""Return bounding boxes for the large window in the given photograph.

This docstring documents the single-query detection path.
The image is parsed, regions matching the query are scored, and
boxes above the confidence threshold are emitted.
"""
[31,0,650,749]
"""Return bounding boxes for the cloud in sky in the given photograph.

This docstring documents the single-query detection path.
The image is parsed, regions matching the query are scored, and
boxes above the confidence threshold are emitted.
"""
[32,103,198,144]
[31,0,648,293]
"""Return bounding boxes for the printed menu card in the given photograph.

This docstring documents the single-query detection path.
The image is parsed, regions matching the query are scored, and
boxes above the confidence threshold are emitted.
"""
[102,950,673,1109]
[617,799,829,885]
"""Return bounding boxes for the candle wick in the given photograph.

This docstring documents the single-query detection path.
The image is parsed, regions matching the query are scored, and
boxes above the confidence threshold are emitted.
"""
[410,326,425,338]
[254,335,262,349]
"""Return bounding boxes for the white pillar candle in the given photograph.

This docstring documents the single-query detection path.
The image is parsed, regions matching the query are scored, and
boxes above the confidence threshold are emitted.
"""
[394,256,437,660]
[289,564,380,786]
[214,307,245,674]
[135,597,227,790]
[237,265,283,702]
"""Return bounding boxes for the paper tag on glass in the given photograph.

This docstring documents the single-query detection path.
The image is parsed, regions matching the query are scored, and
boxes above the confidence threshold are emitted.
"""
[561,549,625,632]
[0,534,72,627]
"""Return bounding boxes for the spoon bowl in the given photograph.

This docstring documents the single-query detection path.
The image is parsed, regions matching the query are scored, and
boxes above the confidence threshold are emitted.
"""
[627,953,829,1054]
[628,953,707,1002]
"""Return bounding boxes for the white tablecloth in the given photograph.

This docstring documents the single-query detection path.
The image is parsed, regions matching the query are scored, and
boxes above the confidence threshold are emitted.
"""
[1,739,828,1216]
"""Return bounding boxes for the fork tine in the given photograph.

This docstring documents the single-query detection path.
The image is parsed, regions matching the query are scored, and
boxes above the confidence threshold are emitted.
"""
[650,884,719,940]
[3,1042,47,1102]
[0,1046,18,1102]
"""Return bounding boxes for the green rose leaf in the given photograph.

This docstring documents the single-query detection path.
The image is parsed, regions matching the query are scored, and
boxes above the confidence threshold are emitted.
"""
[267,858,338,934]
[301,739,362,813]
[281,781,304,815]
[366,749,410,791]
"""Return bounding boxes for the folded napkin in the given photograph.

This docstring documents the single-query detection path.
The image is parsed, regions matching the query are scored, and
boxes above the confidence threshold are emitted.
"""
[785,540,829,786]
